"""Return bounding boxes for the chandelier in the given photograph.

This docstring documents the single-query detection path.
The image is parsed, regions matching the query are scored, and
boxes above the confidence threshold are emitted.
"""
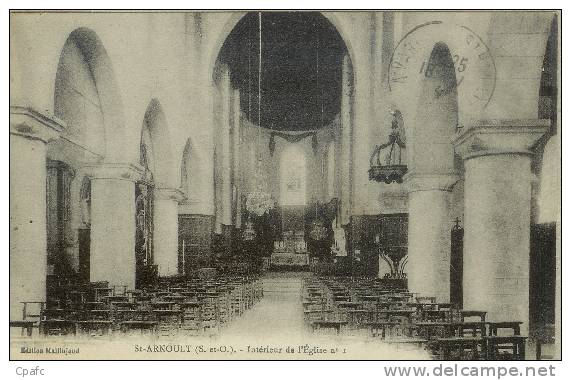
[369,109,407,184]
[242,218,257,241]
[245,12,275,217]
[309,220,328,241]
[246,180,275,216]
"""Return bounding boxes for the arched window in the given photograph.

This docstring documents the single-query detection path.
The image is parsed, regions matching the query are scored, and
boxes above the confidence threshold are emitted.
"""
[181,140,191,193]
[327,141,336,199]
[54,30,106,154]
[135,117,156,285]
[280,144,306,206]
[80,176,91,228]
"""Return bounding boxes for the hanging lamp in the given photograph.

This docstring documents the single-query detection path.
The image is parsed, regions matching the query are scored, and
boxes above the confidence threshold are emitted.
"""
[242,15,256,241]
[245,12,275,217]
[308,27,328,243]
[369,109,407,184]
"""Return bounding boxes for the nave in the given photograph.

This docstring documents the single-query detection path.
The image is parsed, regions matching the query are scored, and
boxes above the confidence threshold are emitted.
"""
[10,272,554,360]
[10,10,560,361]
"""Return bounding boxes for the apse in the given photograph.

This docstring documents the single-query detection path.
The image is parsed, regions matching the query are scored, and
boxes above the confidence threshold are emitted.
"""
[217,12,346,131]
[10,11,560,361]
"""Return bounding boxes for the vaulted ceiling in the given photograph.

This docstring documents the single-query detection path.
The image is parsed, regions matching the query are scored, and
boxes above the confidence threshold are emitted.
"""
[218,12,346,132]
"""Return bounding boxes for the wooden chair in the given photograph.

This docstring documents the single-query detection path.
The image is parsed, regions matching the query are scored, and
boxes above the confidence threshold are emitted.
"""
[180,302,202,335]
[452,321,487,338]
[461,310,487,322]
[200,298,219,336]
[154,309,183,337]
[416,296,437,304]
[485,336,527,360]
[433,336,486,360]
[91,282,114,302]
[75,320,113,337]
[424,310,450,322]
[217,292,231,325]
[10,301,45,337]
[40,315,77,336]
[311,320,348,334]
[230,287,244,317]
[119,320,158,335]
[487,321,522,336]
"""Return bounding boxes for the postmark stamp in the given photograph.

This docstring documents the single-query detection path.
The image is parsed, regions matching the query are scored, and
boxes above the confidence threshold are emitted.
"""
[388,21,497,109]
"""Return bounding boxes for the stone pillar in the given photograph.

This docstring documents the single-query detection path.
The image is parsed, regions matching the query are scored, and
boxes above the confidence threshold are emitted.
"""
[220,66,233,227]
[184,20,214,217]
[85,164,142,289]
[232,89,242,228]
[405,173,458,302]
[351,16,375,215]
[46,160,76,275]
[555,212,561,358]
[10,107,62,320]
[154,187,186,276]
[214,65,232,233]
[454,120,548,331]
[340,54,353,225]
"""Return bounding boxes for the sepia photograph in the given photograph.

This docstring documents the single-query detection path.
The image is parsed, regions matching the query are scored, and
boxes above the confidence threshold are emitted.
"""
[8,8,561,363]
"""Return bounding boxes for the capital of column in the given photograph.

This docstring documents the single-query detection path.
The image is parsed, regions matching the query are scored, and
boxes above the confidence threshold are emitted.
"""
[83,163,143,182]
[10,106,64,143]
[403,172,459,193]
[155,187,187,203]
[453,119,550,161]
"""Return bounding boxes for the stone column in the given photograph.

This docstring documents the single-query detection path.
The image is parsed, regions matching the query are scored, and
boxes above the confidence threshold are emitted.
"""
[351,16,375,216]
[339,54,353,225]
[10,107,62,320]
[219,66,233,227]
[154,187,186,276]
[405,173,458,302]
[213,65,232,233]
[555,212,561,358]
[85,164,142,290]
[46,160,76,275]
[454,120,548,331]
[232,89,242,228]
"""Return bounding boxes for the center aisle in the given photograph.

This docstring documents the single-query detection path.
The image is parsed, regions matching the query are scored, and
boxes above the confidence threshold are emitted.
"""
[221,273,307,340]
[219,272,429,359]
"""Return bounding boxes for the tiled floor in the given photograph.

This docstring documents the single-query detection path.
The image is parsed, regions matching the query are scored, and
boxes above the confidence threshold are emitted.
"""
[221,276,306,341]
[220,274,430,359]
[220,273,558,360]
[11,273,555,360]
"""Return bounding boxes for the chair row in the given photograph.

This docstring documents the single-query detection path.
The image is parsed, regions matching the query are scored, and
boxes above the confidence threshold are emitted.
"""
[301,276,527,360]
[11,275,264,338]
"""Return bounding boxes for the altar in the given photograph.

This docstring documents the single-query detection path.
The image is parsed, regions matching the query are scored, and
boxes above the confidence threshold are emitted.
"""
[270,252,309,268]
[270,231,309,269]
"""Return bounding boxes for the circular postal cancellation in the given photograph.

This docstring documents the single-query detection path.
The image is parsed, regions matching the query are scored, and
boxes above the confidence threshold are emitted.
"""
[388,21,497,110]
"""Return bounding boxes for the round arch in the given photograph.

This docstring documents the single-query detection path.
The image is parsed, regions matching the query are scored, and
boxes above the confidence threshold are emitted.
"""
[180,138,192,192]
[388,21,500,126]
[180,137,204,203]
[483,12,555,120]
[405,42,460,303]
[141,99,175,187]
[207,12,357,86]
[410,42,459,175]
[280,144,307,206]
[536,16,559,224]
[54,27,126,162]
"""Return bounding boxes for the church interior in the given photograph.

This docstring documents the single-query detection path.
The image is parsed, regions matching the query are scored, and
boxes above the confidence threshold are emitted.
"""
[9,10,560,360]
